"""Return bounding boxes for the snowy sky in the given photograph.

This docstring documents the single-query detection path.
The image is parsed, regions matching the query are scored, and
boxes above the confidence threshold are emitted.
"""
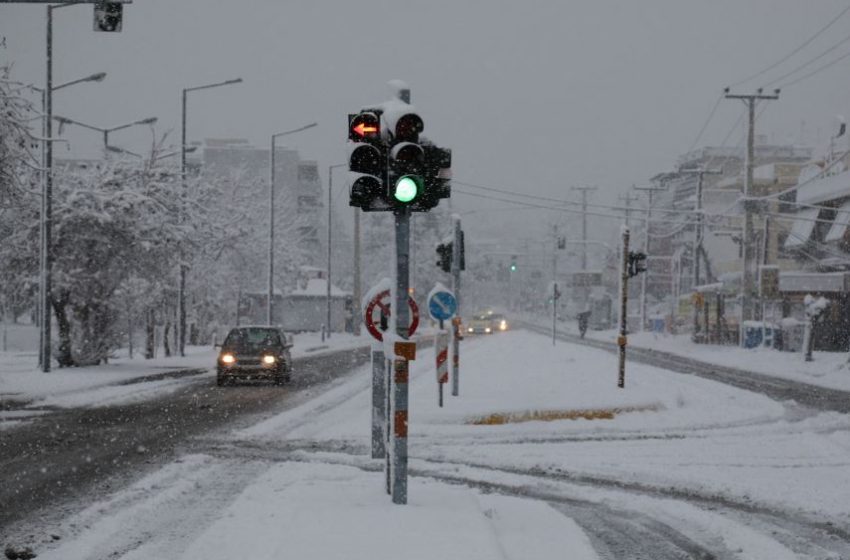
[2,0,850,243]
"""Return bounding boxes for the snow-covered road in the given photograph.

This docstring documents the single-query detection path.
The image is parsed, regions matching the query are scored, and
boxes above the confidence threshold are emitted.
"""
[7,329,850,559]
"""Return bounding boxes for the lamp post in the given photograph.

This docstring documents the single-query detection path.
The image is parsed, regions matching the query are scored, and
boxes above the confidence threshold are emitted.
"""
[326,163,346,337]
[108,144,196,161]
[179,78,242,356]
[27,71,106,370]
[267,122,318,326]
[54,115,157,148]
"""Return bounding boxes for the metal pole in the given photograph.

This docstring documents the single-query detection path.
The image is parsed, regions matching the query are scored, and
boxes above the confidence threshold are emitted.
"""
[41,5,53,372]
[391,208,411,504]
[38,89,45,368]
[268,135,276,325]
[640,190,652,332]
[618,226,630,388]
[178,88,187,357]
[371,345,387,458]
[353,208,362,336]
[552,224,557,346]
[327,164,333,338]
[451,216,461,397]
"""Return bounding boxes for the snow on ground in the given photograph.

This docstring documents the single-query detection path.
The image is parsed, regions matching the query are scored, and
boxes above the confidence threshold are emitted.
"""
[25,328,850,559]
[245,329,850,521]
[557,317,850,392]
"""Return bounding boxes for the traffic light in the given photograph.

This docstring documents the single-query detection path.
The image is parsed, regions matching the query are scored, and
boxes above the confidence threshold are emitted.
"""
[627,251,647,278]
[436,242,452,272]
[510,256,517,272]
[93,2,123,32]
[348,111,388,211]
[383,106,427,210]
[410,144,451,211]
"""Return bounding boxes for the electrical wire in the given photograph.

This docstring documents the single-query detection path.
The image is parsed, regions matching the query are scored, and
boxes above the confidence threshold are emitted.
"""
[763,31,850,87]
[452,188,698,225]
[778,48,850,89]
[728,3,850,88]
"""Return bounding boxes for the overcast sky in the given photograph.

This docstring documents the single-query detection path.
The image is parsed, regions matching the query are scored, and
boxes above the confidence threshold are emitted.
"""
[3,0,850,244]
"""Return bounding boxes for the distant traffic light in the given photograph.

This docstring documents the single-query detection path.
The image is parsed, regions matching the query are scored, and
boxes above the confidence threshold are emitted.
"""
[436,242,452,272]
[93,2,123,32]
[627,251,647,278]
[510,256,517,272]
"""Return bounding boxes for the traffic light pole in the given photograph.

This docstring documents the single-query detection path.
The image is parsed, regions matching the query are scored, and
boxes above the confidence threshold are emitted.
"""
[390,208,411,505]
[618,226,630,388]
[451,216,462,397]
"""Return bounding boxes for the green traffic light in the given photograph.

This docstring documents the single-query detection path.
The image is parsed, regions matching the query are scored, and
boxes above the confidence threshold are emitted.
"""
[394,175,420,203]
[510,264,517,272]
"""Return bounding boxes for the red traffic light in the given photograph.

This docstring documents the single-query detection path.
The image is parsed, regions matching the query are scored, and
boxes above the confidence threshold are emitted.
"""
[349,112,380,141]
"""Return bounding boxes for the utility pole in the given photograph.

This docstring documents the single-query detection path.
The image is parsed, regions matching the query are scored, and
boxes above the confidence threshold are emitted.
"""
[679,167,722,337]
[633,183,666,331]
[619,191,637,229]
[552,224,558,346]
[571,186,597,270]
[617,226,630,388]
[725,88,779,323]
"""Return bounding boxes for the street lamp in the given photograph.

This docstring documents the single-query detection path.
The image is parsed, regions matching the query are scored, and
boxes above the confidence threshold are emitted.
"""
[267,122,319,326]
[179,78,242,356]
[108,144,196,161]
[54,115,158,147]
[40,2,111,371]
[326,163,346,337]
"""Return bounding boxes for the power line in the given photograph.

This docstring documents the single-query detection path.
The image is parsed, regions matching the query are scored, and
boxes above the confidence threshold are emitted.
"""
[452,188,697,225]
[764,31,850,87]
[728,3,850,88]
[779,47,850,89]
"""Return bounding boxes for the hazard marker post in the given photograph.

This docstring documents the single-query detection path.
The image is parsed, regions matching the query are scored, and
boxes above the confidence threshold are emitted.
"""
[435,331,449,406]
[427,284,456,408]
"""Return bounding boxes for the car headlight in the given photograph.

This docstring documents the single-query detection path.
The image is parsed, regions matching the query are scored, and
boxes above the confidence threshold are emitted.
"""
[262,355,276,365]
[220,353,235,365]
[500,320,507,330]
[485,327,492,333]
[467,327,474,333]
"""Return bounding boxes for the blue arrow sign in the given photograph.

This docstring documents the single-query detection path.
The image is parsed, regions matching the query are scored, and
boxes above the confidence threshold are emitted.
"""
[429,290,457,321]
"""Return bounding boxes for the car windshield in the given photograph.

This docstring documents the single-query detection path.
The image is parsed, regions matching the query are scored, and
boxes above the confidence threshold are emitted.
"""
[473,315,490,321]
[224,328,281,348]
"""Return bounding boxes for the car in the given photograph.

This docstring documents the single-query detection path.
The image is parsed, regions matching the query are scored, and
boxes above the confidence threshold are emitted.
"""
[489,313,509,332]
[467,313,495,334]
[216,326,293,386]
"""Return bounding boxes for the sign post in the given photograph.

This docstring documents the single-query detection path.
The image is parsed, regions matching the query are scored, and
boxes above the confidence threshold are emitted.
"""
[428,285,456,408]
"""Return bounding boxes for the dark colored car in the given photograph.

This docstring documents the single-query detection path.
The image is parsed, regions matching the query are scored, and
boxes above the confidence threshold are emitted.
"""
[216,326,293,386]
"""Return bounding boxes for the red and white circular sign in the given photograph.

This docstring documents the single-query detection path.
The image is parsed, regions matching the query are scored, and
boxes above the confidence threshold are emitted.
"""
[364,289,420,341]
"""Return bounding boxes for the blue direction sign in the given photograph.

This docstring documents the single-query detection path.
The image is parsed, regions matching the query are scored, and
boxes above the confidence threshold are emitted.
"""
[428,290,457,322]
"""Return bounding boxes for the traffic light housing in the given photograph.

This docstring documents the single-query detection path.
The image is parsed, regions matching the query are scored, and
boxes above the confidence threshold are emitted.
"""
[348,101,451,213]
[93,2,123,32]
[436,242,452,272]
[510,256,518,272]
[348,111,388,211]
[410,144,451,211]
[627,251,647,278]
